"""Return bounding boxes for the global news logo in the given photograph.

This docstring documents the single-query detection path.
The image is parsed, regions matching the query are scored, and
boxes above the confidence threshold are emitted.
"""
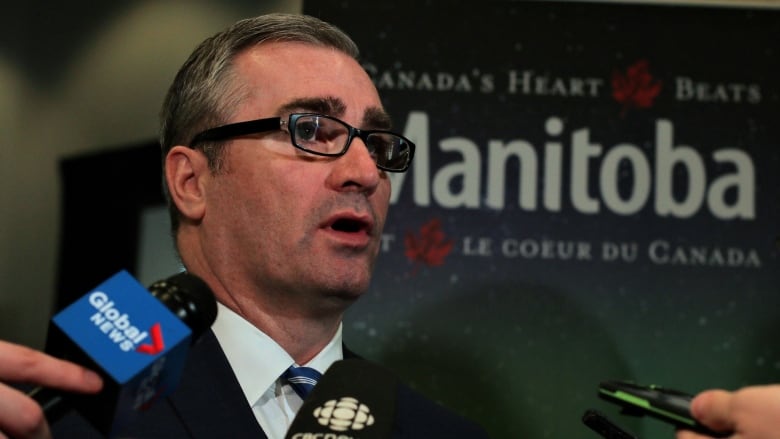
[88,291,165,355]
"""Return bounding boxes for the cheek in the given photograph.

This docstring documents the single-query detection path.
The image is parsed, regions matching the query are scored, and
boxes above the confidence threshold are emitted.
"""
[375,181,392,225]
[248,167,320,232]
[208,163,276,225]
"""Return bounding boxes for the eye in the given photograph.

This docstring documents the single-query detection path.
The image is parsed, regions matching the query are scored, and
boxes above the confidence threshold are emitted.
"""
[295,118,321,142]
[367,134,399,159]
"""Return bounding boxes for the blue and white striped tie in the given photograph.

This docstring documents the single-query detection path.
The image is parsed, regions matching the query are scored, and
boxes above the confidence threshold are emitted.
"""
[282,365,322,399]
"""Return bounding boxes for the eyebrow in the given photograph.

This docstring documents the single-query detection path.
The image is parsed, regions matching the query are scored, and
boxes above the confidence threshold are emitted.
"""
[363,107,393,131]
[276,96,394,130]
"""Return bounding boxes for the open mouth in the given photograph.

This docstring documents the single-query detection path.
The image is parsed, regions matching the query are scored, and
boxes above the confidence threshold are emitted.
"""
[330,217,368,234]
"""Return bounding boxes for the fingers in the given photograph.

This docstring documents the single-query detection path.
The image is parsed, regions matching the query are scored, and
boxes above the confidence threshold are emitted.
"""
[0,340,103,439]
[0,383,51,439]
[726,385,780,439]
[675,429,711,439]
[690,389,737,433]
[0,340,102,392]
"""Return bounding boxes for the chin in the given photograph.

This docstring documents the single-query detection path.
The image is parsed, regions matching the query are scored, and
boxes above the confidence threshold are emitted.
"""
[313,288,364,317]
[302,265,372,304]
[322,276,369,301]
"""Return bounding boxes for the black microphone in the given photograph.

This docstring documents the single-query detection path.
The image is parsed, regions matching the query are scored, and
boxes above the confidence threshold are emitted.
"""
[28,270,217,436]
[583,409,640,439]
[285,358,399,439]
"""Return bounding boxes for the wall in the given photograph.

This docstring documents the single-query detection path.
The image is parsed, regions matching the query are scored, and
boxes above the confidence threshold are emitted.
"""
[0,0,776,390]
[0,0,302,347]
[1,1,777,437]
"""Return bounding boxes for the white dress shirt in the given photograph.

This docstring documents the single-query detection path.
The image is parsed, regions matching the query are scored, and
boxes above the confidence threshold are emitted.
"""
[211,303,343,439]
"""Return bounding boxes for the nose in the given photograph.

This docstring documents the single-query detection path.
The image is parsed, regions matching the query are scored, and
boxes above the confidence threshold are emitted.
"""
[326,136,382,194]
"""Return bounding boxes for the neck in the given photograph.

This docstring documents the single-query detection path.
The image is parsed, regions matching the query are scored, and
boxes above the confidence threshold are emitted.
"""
[176,230,349,364]
[221,291,344,364]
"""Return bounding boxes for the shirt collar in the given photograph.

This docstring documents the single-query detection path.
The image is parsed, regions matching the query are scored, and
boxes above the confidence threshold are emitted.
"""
[211,302,343,406]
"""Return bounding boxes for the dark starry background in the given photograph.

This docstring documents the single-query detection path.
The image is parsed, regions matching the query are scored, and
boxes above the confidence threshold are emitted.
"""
[305,1,780,437]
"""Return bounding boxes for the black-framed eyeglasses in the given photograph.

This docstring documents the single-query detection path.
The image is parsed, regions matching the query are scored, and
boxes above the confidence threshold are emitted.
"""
[189,113,415,172]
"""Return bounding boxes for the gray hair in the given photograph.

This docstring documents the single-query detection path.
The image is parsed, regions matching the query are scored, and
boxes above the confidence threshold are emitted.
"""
[159,13,360,232]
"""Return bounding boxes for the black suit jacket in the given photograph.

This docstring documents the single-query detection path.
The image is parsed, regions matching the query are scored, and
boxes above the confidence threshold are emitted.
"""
[52,330,488,438]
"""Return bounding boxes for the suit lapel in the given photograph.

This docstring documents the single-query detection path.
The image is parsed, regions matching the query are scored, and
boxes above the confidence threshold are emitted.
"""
[167,329,268,439]
[159,335,360,437]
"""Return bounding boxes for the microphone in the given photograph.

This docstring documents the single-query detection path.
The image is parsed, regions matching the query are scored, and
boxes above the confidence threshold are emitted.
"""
[28,270,217,436]
[285,358,399,439]
[582,409,640,439]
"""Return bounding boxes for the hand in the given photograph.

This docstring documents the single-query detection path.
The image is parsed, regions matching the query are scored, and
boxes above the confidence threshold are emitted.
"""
[0,340,103,439]
[676,385,780,439]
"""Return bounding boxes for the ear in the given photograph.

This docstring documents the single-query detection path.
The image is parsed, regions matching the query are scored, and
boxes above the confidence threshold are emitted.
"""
[165,146,209,222]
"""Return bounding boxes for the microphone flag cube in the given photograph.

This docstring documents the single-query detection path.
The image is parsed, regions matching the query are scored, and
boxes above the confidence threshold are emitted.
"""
[48,270,192,435]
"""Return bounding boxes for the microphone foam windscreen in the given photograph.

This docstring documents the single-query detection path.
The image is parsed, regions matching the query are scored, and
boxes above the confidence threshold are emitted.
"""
[285,358,399,439]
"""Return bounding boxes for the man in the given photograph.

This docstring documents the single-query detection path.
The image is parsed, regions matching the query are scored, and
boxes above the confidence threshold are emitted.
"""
[0,13,487,439]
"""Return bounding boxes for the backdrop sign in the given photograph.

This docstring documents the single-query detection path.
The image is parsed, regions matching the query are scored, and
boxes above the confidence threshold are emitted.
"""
[305,1,780,437]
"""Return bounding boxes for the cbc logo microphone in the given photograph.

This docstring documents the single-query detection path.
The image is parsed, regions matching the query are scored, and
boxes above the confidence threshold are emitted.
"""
[287,360,397,439]
[313,397,375,432]
[289,396,376,439]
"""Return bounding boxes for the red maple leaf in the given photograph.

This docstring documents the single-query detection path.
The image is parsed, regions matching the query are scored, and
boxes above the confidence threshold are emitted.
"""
[611,60,662,116]
[404,218,454,272]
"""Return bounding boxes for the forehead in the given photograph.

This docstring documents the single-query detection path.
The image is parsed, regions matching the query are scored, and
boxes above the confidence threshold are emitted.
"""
[231,42,382,120]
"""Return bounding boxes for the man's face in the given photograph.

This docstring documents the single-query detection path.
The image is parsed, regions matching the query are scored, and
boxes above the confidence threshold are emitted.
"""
[199,42,392,314]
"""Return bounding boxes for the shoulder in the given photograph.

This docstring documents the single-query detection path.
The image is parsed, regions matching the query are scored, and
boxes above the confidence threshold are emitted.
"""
[393,382,490,438]
[343,349,488,438]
